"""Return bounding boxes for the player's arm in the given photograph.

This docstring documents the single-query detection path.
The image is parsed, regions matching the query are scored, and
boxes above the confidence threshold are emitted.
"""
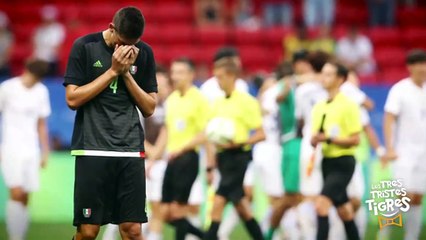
[362,97,374,111]
[149,126,168,161]
[37,117,49,168]
[276,79,291,103]
[328,132,360,148]
[383,112,398,160]
[122,71,157,117]
[65,45,134,109]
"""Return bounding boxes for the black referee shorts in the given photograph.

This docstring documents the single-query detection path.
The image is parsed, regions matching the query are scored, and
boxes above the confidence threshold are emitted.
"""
[73,156,147,226]
[321,155,356,207]
[216,148,251,204]
[162,150,199,204]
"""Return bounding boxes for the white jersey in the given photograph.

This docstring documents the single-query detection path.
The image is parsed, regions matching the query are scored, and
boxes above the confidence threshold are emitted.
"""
[259,84,280,144]
[0,77,51,153]
[200,77,249,103]
[295,81,327,138]
[340,81,370,126]
[384,78,426,150]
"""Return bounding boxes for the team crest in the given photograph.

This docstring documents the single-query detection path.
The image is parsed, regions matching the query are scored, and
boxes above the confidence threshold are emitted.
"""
[83,208,91,218]
[130,65,138,74]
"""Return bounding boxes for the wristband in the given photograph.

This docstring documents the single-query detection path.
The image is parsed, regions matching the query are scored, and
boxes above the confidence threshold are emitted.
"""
[326,138,333,144]
[376,146,386,157]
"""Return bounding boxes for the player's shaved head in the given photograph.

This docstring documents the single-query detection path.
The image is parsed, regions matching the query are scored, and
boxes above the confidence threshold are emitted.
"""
[25,58,49,79]
[113,6,145,39]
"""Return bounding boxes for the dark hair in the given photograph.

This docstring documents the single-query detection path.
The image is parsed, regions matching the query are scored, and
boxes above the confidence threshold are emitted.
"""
[275,61,294,79]
[214,57,240,75]
[406,49,426,65]
[25,59,49,78]
[308,51,330,73]
[172,57,196,71]
[113,6,145,39]
[327,61,349,81]
[213,47,239,62]
[292,49,309,64]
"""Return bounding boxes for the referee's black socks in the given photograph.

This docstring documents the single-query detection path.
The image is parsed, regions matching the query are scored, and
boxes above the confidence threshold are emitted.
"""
[205,221,220,240]
[343,220,360,240]
[317,216,329,240]
[170,218,204,240]
[244,218,264,240]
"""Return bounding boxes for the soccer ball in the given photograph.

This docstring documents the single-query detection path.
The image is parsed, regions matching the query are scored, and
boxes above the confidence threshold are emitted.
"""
[206,117,235,145]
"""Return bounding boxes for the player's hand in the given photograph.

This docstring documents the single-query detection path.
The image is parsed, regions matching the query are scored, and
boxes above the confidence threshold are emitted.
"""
[381,148,398,168]
[145,159,155,179]
[111,45,135,74]
[312,133,327,146]
[216,140,242,150]
[40,152,49,169]
[168,149,184,161]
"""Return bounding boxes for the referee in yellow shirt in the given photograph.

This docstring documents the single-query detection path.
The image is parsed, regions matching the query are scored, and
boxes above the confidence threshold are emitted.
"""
[159,58,210,240]
[205,58,265,240]
[311,62,362,240]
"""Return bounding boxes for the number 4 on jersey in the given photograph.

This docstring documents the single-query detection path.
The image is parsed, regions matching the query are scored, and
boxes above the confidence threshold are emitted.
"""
[110,78,118,94]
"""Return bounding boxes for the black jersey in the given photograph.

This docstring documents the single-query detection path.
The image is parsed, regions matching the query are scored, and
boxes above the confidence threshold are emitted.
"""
[64,32,157,157]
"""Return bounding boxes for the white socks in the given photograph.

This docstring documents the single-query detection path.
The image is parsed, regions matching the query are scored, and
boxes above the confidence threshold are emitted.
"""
[218,206,239,240]
[6,200,29,240]
[355,205,366,239]
[404,205,422,240]
[297,201,316,240]
[101,224,118,240]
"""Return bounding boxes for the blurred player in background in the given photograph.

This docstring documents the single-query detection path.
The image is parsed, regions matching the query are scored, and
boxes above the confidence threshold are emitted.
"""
[263,62,301,239]
[383,49,426,240]
[64,6,157,240]
[158,58,209,240]
[0,59,50,240]
[200,47,248,103]
[205,58,265,240]
[200,47,251,240]
[294,51,329,240]
[102,65,171,240]
[312,62,361,240]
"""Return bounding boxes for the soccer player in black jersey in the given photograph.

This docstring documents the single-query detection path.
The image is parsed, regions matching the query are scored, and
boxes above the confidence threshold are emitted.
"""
[64,6,157,240]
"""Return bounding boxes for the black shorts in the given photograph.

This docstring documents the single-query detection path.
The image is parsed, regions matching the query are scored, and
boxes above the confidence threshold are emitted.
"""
[216,148,251,204]
[321,155,356,207]
[162,150,199,204]
[73,156,147,226]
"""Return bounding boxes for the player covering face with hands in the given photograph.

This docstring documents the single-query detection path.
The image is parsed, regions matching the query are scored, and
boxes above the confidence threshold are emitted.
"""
[65,6,158,240]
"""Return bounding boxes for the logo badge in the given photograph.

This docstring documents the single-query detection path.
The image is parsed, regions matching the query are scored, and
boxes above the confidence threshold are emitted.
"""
[83,208,92,218]
[93,60,103,68]
[130,65,137,74]
[365,179,411,229]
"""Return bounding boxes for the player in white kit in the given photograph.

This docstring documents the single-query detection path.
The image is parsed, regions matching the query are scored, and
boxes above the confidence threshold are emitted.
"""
[0,59,51,240]
[383,49,426,240]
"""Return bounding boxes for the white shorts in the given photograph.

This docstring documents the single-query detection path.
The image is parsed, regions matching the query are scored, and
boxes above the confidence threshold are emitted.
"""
[188,175,204,205]
[347,162,365,199]
[299,139,323,196]
[250,141,284,197]
[146,159,167,202]
[1,150,40,192]
[392,148,426,194]
[243,161,255,187]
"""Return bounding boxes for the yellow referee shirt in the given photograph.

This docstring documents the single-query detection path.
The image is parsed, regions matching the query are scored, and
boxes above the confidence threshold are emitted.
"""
[165,86,210,152]
[311,92,362,158]
[212,90,262,149]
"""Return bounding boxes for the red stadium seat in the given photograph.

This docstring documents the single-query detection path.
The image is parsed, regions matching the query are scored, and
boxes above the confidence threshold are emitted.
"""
[239,46,275,72]
[155,3,193,24]
[379,68,408,85]
[232,28,264,46]
[156,24,195,45]
[81,4,118,23]
[335,5,368,26]
[397,8,426,27]
[359,73,378,85]
[375,47,406,70]
[264,27,293,47]
[368,27,402,47]
[194,26,230,45]
[402,28,426,49]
